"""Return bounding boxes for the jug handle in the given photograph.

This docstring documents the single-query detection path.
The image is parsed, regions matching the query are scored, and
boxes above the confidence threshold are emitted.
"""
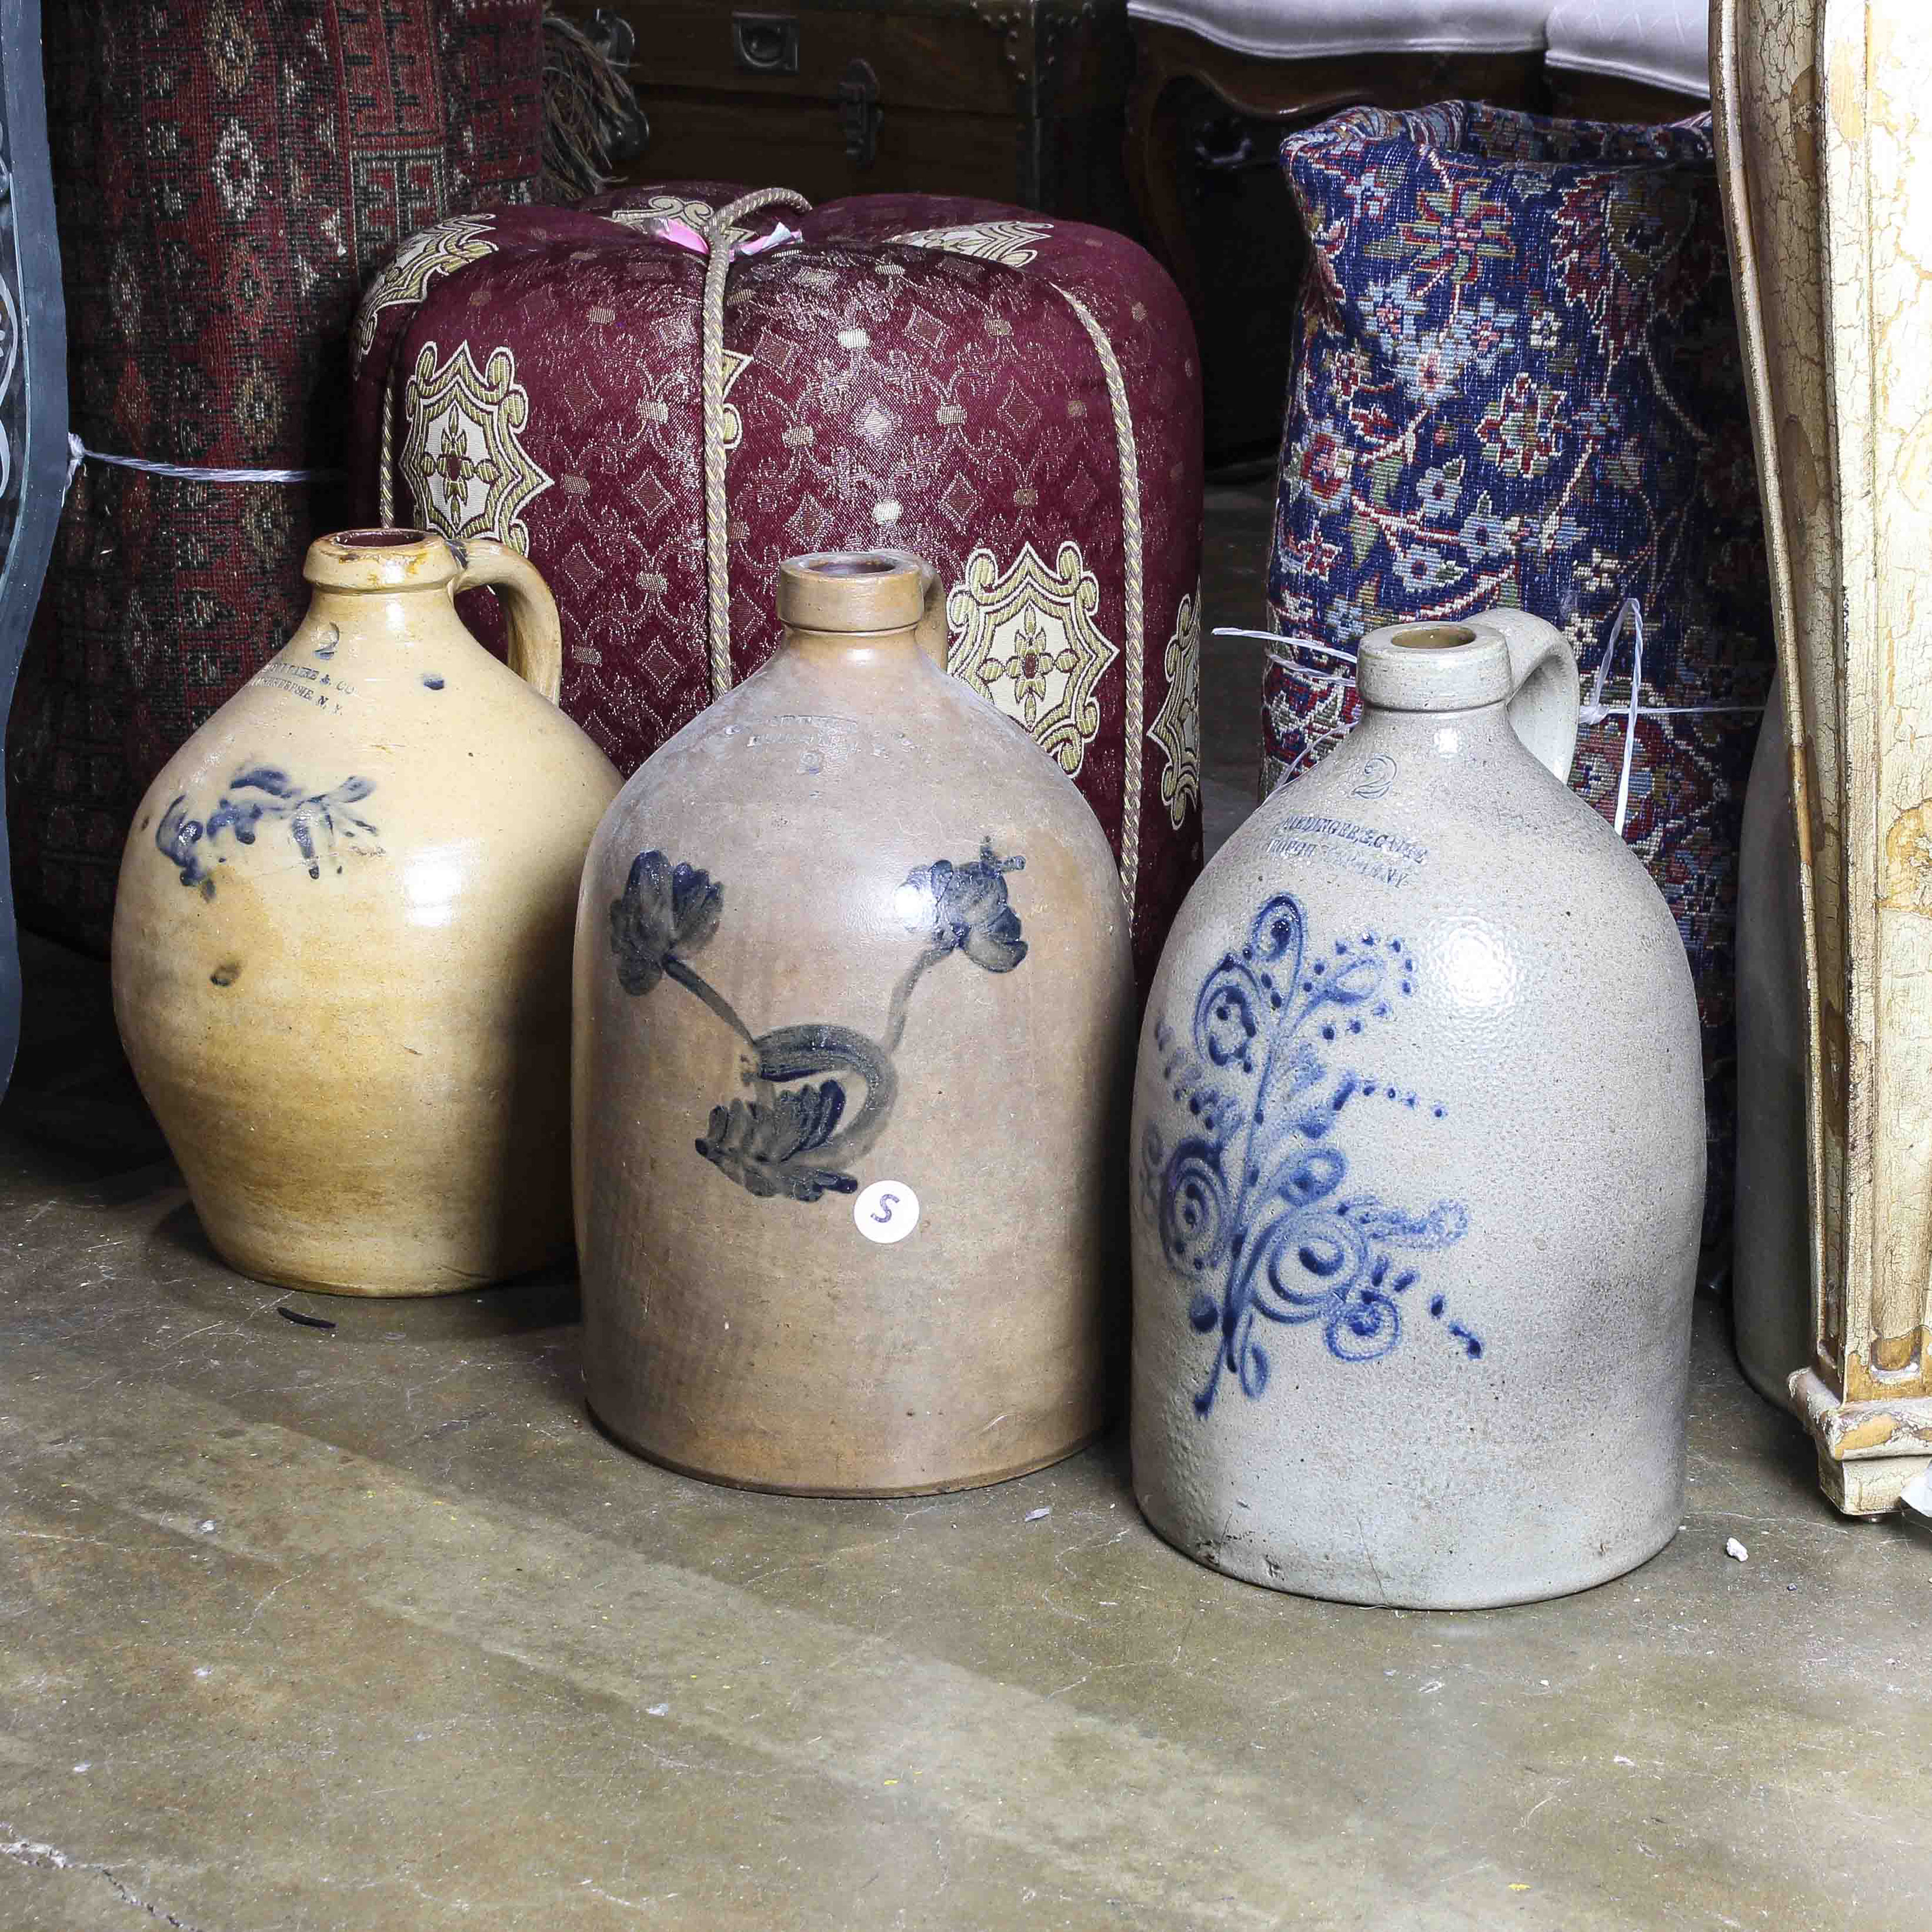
[451,537,564,705]
[913,560,948,671]
[1465,610,1580,786]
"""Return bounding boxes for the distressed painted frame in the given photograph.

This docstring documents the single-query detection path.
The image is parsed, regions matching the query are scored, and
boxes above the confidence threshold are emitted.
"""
[1713,0,1932,1511]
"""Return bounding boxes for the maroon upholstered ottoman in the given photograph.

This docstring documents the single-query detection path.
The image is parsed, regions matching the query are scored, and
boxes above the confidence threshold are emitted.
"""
[347,182,1205,983]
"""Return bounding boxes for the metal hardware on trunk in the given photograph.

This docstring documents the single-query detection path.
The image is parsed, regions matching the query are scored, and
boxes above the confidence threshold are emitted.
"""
[608,104,651,167]
[585,7,635,62]
[968,0,1031,88]
[1191,118,1258,173]
[837,58,882,169]
[732,12,800,74]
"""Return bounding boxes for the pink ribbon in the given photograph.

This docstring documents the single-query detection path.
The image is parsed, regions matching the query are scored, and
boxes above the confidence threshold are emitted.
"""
[636,216,800,261]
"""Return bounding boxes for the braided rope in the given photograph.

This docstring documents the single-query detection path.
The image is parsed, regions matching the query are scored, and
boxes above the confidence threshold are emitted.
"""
[379,371,397,527]
[1053,285,1146,912]
[700,188,812,696]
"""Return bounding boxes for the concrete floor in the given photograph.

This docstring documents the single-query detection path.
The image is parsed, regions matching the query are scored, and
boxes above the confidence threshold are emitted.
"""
[4,486,1929,1932]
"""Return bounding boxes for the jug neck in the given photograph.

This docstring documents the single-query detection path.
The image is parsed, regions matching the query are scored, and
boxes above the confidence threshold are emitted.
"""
[770,548,945,677]
[1352,693,1521,766]
[1350,613,1562,775]
[297,528,482,656]
[777,621,935,674]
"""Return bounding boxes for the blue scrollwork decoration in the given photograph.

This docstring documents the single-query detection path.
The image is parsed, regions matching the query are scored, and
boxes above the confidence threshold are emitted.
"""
[1141,892,1478,1414]
[611,836,1027,1204]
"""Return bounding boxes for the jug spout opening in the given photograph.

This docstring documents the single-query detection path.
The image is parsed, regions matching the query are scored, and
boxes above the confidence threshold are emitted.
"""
[1358,620,1512,712]
[1385,622,1479,652]
[305,528,463,592]
[335,527,434,548]
[777,549,931,634]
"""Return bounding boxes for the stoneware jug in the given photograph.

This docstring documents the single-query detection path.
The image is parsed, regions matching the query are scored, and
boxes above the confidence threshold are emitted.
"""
[113,529,620,1295]
[574,549,1136,1495]
[1131,613,1705,1607]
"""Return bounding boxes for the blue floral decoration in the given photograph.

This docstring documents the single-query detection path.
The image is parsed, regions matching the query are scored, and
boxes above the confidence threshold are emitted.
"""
[1142,892,1477,1414]
[609,849,723,996]
[611,838,1029,1204]
[897,839,1027,973]
[155,765,380,898]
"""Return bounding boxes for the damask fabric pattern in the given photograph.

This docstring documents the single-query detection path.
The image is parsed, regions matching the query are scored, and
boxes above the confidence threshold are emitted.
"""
[1261,103,1774,1257]
[6,0,544,952]
[347,183,1205,984]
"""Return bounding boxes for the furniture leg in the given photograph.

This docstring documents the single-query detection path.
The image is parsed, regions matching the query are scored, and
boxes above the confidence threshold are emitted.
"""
[1125,36,1204,323]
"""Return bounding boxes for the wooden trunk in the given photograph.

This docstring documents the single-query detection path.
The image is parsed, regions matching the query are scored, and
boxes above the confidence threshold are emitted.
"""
[561,0,1134,227]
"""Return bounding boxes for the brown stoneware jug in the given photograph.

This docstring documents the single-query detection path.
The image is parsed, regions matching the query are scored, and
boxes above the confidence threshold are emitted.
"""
[573,550,1137,1494]
[113,530,620,1295]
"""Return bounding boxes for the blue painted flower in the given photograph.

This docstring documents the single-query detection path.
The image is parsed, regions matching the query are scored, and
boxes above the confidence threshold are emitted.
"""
[896,838,1027,973]
[697,1081,859,1201]
[609,849,722,996]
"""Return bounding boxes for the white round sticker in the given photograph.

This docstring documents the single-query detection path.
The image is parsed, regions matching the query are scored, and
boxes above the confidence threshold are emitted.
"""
[853,1180,920,1244]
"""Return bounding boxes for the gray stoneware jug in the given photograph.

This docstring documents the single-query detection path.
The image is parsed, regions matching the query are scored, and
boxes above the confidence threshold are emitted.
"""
[573,549,1136,1496]
[1130,613,1705,1607]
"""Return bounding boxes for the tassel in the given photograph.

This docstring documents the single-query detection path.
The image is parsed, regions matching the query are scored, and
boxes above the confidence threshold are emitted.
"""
[540,8,648,202]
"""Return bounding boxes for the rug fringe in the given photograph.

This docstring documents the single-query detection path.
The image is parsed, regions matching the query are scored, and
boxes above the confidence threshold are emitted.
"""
[540,9,647,202]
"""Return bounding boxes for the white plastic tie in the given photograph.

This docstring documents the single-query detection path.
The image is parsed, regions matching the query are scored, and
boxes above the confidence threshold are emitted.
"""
[1225,606,1765,839]
[1216,625,1353,664]
[66,432,342,489]
[1576,600,1763,836]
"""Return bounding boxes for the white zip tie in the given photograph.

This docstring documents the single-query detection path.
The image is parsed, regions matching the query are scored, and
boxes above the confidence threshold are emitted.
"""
[1233,604,1764,840]
[1591,599,1644,836]
[1575,600,1763,836]
[66,431,342,489]
[1215,625,1355,663]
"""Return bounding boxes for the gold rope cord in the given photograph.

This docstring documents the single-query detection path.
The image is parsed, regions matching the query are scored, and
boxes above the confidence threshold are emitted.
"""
[701,189,813,696]
[1051,285,1146,913]
[379,376,396,527]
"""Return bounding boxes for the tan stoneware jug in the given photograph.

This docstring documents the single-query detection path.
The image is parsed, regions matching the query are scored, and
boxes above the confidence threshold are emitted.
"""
[574,549,1137,1495]
[113,529,620,1295]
